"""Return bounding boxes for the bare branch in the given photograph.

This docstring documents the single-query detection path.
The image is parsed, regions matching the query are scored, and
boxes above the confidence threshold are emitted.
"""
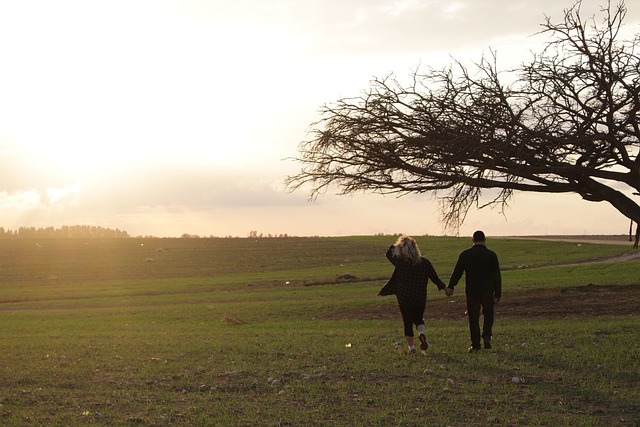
[286,0,640,229]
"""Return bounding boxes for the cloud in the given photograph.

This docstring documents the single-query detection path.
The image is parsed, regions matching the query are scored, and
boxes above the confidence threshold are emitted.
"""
[1,167,300,211]
[83,167,298,209]
[212,1,578,56]
[0,189,41,211]
[45,183,83,206]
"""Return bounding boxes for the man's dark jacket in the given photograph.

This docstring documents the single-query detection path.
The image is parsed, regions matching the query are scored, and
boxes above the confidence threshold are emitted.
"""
[449,244,501,297]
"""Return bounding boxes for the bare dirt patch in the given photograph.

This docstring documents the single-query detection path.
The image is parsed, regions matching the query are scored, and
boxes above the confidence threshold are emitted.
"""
[338,283,640,321]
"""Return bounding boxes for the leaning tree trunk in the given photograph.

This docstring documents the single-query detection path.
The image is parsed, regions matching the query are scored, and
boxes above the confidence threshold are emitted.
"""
[629,221,640,249]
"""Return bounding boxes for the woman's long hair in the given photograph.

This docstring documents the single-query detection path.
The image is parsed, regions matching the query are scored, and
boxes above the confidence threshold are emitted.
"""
[393,235,422,265]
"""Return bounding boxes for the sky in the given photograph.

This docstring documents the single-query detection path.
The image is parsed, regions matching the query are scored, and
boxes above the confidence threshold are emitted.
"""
[1,0,639,238]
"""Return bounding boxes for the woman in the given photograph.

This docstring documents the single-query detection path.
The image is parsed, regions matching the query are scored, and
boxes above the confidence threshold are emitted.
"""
[379,235,447,353]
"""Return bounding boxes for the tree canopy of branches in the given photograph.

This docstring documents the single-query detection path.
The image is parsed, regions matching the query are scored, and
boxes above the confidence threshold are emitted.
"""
[286,1,640,238]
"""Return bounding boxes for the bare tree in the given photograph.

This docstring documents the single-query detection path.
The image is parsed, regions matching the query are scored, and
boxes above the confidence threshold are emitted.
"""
[286,1,640,242]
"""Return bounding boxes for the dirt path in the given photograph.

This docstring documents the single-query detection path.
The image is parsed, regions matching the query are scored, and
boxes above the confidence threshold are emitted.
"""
[505,235,635,246]
[429,283,640,320]
[350,283,640,322]
[514,250,640,270]
[502,235,639,269]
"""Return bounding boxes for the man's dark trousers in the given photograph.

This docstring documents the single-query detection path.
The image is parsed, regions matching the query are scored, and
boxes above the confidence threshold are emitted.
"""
[466,292,495,349]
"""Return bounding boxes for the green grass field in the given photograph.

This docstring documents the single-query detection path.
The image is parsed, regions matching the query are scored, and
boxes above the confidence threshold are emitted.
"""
[0,236,638,426]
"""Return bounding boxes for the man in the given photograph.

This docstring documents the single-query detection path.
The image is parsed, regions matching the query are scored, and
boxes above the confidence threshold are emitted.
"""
[446,230,502,353]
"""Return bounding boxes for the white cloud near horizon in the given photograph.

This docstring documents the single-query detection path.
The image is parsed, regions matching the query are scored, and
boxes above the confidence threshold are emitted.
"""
[0,0,638,237]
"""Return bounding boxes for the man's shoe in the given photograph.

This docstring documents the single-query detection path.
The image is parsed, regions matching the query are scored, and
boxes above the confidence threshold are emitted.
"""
[467,346,480,353]
[484,340,492,349]
[408,348,416,354]
[419,334,429,351]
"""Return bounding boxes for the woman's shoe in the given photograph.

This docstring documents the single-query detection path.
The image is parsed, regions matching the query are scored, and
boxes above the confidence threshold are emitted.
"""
[419,334,429,351]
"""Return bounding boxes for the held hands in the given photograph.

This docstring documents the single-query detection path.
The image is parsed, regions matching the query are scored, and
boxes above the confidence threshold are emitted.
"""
[444,287,454,297]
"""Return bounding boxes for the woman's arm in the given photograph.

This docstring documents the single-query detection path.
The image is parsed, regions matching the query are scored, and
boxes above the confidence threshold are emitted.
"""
[425,259,447,290]
[385,245,397,265]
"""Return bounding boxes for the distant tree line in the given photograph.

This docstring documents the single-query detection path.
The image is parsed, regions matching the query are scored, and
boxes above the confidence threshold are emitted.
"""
[247,231,292,239]
[0,225,131,239]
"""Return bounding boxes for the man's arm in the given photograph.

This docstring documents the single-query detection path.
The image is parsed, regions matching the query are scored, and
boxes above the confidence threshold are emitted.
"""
[493,253,502,301]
